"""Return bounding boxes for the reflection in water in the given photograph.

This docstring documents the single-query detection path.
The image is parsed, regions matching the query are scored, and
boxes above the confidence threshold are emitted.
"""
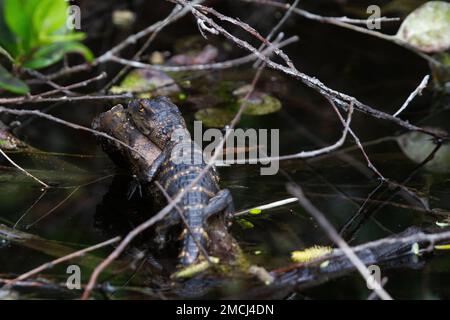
[1,1,450,299]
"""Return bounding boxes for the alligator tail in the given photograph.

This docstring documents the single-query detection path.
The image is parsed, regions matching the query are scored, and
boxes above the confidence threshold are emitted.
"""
[179,209,208,265]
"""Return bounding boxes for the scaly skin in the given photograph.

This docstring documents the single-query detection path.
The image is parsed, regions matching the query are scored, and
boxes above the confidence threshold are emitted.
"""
[127,97,234,265]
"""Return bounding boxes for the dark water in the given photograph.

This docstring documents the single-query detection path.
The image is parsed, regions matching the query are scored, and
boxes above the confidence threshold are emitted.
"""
[1,0,449,299]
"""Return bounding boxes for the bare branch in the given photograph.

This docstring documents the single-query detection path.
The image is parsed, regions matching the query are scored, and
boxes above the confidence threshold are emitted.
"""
[0,73,108,105]
[393,75,430,117]
[0,107,146,159]
[286,183,393,300]
[107,35,298,72]
[0,148,49,188]
[172,0,443,138]
[4,237,121,288]
[241,0,441,66]
[43,1,206,81]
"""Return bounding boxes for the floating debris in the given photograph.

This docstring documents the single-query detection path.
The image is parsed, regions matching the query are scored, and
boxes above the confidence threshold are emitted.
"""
[169,44,219,66]
[435,244,450,250]
[236,219,255,230]
[248,265,274,285]
[172,257,220,279]
[291,246,333,263]
[194,108,235,128]
[110,69,180,97]
[112,10,136,28]
[149,51,166,65]
[234,85,282,116]
[411,242,421,255]
[249,208,262,215]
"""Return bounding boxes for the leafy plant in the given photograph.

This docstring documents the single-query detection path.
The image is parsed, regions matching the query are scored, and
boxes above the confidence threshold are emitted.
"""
[396,1,450,53]
[397,128,450,173]
[0,0,94,94]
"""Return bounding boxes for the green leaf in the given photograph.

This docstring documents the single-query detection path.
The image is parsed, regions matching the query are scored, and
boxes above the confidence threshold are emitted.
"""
[0,64,29,94]
[233,85,282,116]
[32,0,68,41]
[397,128,450,173]
[396,1,450,53]
[249,208,262,215]
[39,32,86,46]
[0,0,18,57]
[237,219,254,229]
[4,0,40,53]
[24,42,94,69]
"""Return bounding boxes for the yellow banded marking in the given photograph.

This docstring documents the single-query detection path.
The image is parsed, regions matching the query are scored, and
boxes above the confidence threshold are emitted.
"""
[176,186,215,198]
[179,227,209,241]
[169,147,204,162]
[191,185,215,197]
[158,165,176,178]
[158,165,204,180]
[182,204,206,210]
[163,169,202,190]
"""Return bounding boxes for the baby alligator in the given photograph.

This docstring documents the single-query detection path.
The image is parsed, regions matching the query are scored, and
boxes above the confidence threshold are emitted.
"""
[127,97,234,265]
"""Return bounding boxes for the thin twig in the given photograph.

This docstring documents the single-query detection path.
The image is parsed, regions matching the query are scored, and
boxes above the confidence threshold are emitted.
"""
[233,197,298,217]
[367,278,388,300]
[3,237,121,289]
[241,0,441,66]
[173,0,442,138]
[0,148,49,188]
[0,93,133,105]
[106,35,298,72]
[254,0,299,68]
[286,183,393,300]
[393,75,430,117]
[26,187,80,228]
[14,189,48,229]
[219,100,354,164]
[25,69,76,96]
[42,1,205,81]
[102,3,194,91]
[328,98,385,180]
[0,73,108,105]
[0,106,146,159]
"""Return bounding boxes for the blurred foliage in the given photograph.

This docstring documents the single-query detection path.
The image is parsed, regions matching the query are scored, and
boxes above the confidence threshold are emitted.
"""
[0,0,93,94]
[397,128,450,173]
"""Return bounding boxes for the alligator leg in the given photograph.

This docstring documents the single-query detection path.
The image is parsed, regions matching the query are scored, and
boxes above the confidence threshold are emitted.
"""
[144,152,167,182]
[204,189,235,219]
[127,153,166,199]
